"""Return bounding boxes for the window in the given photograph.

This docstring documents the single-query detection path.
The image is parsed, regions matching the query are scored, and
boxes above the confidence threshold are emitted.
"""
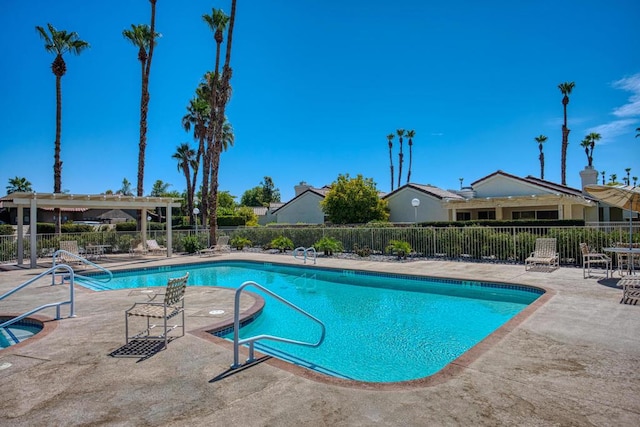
[477,210,496,220]
[536,210,559,220]
[512,211,535,220]
[456,212,471,221]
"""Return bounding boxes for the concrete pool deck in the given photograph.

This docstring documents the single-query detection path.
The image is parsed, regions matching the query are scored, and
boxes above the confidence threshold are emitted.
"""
[1,253,639,426]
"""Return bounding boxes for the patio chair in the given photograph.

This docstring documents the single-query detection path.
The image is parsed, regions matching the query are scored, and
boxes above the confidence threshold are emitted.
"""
[58,240,82,264]
[525,238,559,271]
[146,239,167,255]
[199,235,231,257]
[620,277,640,305]
[129,241,148,257]
[125,272,189,350]
[580,243,611,279]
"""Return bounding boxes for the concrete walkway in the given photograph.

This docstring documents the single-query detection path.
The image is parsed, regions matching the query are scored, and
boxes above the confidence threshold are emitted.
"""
[0,253,639,426]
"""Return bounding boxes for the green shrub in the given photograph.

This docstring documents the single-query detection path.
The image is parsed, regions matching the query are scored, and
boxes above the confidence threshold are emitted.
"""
[313,236,343,256]
[230,236,252,250]
[182,235,201,254]
[386,240,412,259]
[353,243,371,257]
[61,223,94,233]
[268,236,294,252]
[116,221,137,231]
[0,224,14,235]
[36,223,56,234]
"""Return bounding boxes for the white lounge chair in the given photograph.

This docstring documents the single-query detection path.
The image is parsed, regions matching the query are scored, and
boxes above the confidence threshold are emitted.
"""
[580,243,611,279]
[199,235,231,257]
[58,240,82,264]
[525,238,559,271]
[146,239,167,255]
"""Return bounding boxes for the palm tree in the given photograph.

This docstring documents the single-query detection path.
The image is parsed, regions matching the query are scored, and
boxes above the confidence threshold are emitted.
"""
[636,127,640,138]
[405,130,415,184]
[601,170,606,185]
[396,129,405,189]
[534,135,548,179]
[116,178,133,196]
[610,174,618,184]
[172,143,196,224]
[6,177,33,194]
[558,81,575,185]
[633,176,638,186]
[36,23,89,234]
[203,2,236,244]
[386,134,394,191]
[585,132,600,167]
[123,20,160,198]
[580,138,591,167]
[625,168,631,185]
[182,90,210,217]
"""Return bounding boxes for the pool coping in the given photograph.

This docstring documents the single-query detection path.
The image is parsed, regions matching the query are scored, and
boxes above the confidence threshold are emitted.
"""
[0,313,58,354]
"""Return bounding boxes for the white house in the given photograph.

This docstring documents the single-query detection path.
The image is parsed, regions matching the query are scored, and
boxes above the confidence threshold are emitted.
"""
[272,185,330,224]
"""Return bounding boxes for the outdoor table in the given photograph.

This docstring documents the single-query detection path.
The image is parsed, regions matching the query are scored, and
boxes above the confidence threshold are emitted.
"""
[86,244,111,260]
[603,247,640,277]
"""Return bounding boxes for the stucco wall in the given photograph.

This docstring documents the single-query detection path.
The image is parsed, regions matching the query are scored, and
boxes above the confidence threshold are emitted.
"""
[385,188,449,222]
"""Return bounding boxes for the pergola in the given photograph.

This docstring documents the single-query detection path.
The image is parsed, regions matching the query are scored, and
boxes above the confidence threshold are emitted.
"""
[0,192,183,268]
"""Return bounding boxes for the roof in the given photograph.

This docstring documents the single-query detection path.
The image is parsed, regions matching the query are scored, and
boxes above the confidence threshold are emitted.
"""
[471,170,591,199]
[383,183,464,201]
[272,187,329,213]
[0,192,183,209]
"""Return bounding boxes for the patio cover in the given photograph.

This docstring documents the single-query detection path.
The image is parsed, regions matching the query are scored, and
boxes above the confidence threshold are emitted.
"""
[0,192,182,268]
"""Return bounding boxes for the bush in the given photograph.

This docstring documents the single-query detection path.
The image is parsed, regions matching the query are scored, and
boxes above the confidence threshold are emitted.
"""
[230,236,252,250]
[36,223,56,234]
[386,240,412,259]
[313,236,343,256]
[267,236,294,252]
[182,235,201,254]
[116,221,137,231]
[0,224,14,235]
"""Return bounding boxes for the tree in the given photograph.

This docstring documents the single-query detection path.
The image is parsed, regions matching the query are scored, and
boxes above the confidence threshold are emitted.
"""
[396,129,405,189]
[240,176,281,206]
[581,132,601,167]
[406,130,415,184]
[6,177,33,194]
[321,174,389,224]
[636,127,640,138]
[182,92,210,215]
[149,179,171,197]
[116,178,133,196]
[172,143,196,224]
[36,23,89,233]
[625,168,631,186]
[217,191,236,212]
[203,2,237,245]
[123,17,160,198]
[534,135,547,179]
[601,170,606,185]
[558,81,575,185]
[386,133,394,191]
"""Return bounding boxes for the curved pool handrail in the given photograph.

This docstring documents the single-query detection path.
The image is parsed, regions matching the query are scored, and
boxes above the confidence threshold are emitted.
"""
[231,280,326,369]
[51,250,113,285]
[293,246,317,265]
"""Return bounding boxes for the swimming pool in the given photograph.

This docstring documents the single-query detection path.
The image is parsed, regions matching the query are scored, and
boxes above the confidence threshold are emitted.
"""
[81,261,543,382]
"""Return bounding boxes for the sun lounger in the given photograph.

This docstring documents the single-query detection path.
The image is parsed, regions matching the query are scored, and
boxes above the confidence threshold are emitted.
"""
[199,235,231,257]
[125,273,189,350]
[525,238,559,271]
[146,239,167,255]
[58,240,82,264]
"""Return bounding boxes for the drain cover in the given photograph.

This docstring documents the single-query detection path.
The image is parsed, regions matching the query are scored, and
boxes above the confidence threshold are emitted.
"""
[0,362,12,370]
[209,309,225,315]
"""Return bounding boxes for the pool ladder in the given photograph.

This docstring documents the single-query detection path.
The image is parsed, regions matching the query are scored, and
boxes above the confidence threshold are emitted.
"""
[51,250,113,288]
[231,280,326,369]
[293,246,317,264]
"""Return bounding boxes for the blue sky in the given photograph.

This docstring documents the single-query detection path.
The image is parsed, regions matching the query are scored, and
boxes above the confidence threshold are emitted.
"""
[1,0,639,202]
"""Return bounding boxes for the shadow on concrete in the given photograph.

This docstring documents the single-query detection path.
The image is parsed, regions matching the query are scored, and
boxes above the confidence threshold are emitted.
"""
[209,355,271,383]
[108,338,174,362]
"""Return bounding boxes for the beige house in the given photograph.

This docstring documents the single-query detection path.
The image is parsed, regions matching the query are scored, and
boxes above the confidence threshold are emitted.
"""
[384,183,462,223]
[444,171,597,221]
[272,186,329,224]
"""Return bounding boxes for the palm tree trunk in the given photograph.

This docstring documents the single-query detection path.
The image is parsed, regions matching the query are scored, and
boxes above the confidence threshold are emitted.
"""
[540,152,545,180]
[54,73,63,234]
[406,144,413,184]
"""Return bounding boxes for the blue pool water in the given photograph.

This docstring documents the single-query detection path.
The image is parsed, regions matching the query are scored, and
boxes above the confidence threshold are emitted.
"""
[81,261,543,382]
[0,320,43,349]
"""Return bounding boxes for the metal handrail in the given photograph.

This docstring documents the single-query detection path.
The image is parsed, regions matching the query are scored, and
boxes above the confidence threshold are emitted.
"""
[51,250,113,286]
[293,246,317,264]
[231,280,325,369]
[0,264,77,343]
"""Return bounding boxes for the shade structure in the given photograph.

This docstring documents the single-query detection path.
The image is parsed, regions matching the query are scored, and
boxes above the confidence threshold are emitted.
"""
[585,185,639,247]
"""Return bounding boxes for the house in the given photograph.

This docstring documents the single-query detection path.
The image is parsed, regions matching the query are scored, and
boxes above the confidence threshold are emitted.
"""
[443,170,597,221]
[383,183,463,223]
[272,183,330,224]
[249,203,284,225]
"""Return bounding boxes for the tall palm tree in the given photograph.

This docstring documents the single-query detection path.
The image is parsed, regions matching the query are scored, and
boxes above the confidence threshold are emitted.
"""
[36,23,89,234]
[601,170,606,185]
[396,129,405,188]
[633,176,638,186]
[610,174,618,184]
[558,81,575,185]
[172,143,196,224]
[405,130,415,184]
[625,168,631,185]
[182,91,210,216]
[386,134,394,191]
[123,20,160,198]
[6,177,33,194]
[203,2,236,244]
[534,135,547,179]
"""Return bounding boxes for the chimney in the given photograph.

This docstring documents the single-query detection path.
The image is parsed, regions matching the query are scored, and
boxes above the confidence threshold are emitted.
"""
[580,166,598,194]
[294,181,311,196]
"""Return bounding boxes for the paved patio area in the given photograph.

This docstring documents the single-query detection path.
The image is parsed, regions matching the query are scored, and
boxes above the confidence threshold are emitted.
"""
[1,253,639,426]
